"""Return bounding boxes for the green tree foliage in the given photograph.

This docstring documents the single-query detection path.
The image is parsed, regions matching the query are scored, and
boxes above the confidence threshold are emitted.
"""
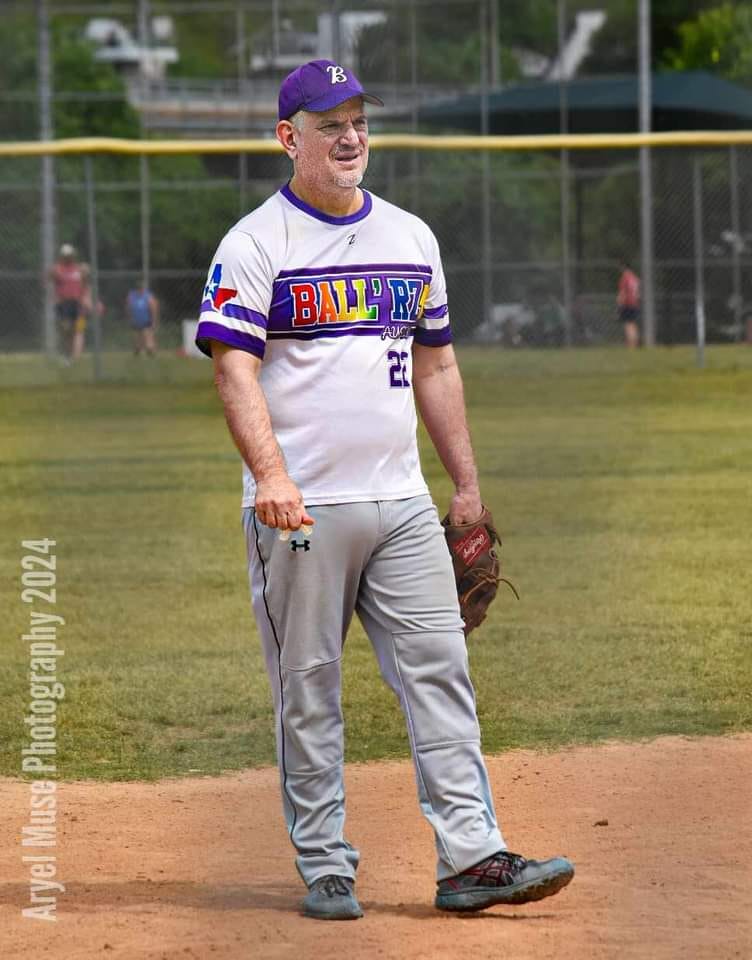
[0,11,246,341]
[52,28,140,138]
[0,13,140,141]
[357,0,558,87]
[356,0,728,88]
[662,3,752,81]
[568,0,722,75]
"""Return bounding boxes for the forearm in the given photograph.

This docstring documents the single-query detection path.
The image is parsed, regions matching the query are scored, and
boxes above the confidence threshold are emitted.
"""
[212,343,313,529]
[413,346,478,495]
[212,351,286,482]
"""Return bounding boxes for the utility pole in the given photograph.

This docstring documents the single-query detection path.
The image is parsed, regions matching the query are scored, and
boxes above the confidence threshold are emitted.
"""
[638,0,656,345]
[38,0,56,356]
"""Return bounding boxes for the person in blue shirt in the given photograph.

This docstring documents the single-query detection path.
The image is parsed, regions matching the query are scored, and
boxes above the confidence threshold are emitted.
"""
[126,284,159,356]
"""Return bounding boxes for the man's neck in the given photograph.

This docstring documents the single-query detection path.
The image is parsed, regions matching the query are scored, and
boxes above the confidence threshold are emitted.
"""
[288,177,363,218]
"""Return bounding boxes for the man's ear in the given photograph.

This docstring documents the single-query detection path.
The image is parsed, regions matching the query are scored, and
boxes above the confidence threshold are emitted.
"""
[276,120,297,159]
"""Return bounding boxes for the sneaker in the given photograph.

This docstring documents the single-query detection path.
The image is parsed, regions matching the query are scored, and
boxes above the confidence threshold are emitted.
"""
[302,875,363,920]
[435,850,574,912]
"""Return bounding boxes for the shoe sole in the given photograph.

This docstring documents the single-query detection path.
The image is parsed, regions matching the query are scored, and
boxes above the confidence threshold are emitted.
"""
[302,906,363,921]
[435,863,574,912]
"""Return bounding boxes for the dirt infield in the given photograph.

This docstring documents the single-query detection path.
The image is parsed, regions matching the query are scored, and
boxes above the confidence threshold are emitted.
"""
[2,735,750,960]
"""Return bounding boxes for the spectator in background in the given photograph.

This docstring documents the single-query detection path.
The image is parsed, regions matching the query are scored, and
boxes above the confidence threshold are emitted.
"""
[617,260,640,349]
[126,283,159,356]
[50,243,89,363]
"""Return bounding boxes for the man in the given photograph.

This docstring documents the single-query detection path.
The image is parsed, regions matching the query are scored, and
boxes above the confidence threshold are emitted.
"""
[197,59,574,921]
[50,244,89,362]
[617,260,640,349]
[126,283,159,356]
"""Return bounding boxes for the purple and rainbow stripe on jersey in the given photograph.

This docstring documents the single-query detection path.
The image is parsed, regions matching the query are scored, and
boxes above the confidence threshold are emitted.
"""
[195,260,450,359]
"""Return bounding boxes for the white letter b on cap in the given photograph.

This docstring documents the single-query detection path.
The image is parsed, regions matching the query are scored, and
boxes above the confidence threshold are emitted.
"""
[327,65,347,84]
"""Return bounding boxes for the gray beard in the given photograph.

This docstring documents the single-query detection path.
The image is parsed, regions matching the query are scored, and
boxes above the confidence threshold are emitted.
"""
[333,171,364,188]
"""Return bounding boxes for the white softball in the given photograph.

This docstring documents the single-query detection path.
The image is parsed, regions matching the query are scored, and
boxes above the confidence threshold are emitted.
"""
[278,529,291,542]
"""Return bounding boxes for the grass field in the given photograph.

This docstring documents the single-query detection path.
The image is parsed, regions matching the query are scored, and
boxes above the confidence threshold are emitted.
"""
[2,345,751,780]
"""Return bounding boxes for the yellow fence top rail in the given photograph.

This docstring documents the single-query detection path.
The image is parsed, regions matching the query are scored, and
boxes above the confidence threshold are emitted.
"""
[2,130,752,157]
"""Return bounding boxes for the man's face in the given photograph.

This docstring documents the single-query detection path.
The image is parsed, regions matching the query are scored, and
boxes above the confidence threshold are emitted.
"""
[282,97,369,193]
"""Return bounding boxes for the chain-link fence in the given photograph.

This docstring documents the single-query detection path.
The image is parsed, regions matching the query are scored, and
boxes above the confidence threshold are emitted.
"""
[2,1,752,373]
[2,139,752,365]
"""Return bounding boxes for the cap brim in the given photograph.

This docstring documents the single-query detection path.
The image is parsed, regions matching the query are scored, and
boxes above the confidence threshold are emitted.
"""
[302,89,384,114]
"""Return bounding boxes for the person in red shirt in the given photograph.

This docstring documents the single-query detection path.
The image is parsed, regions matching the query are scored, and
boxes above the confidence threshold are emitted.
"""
[617,260,640,349]
[49,244,90,362]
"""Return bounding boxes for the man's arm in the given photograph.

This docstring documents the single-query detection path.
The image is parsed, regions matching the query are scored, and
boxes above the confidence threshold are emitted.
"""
[149,295,160,329]
[412,342,482,524]
[211,340,314,531]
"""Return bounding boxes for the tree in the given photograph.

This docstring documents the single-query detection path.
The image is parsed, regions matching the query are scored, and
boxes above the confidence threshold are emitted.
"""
[662,3,752,82]
[0,11,243,348]
[570,0,725,75]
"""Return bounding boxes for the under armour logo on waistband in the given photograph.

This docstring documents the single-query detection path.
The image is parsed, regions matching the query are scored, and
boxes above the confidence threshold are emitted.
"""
[290,539,311,552]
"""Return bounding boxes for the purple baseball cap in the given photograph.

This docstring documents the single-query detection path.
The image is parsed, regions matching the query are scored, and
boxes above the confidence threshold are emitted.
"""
[278,60,384,121]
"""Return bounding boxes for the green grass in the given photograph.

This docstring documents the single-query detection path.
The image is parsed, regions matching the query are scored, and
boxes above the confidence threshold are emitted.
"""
[1,345,751,780]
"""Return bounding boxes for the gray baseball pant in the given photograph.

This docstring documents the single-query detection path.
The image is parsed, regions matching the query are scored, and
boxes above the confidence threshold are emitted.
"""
[242,494,505,886]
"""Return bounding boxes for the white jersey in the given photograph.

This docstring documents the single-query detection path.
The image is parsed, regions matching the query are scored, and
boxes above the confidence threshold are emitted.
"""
[196,185,452,507]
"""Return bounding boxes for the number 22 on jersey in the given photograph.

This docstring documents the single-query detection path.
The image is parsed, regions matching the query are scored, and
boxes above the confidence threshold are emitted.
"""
[387,350,410,388]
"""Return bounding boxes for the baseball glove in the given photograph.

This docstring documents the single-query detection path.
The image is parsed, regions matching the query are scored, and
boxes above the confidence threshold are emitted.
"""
[442,506,519,636]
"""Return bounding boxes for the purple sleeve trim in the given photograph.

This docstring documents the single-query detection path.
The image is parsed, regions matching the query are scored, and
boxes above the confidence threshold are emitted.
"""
[422,303,449,320]
[195,319,266,359]
[222,303,268,329]
[414,325,452,347]
[200,299,267,329]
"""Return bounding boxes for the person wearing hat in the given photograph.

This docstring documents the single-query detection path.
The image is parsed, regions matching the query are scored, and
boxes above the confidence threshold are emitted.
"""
[50,243,90,362]
[196,60,574,921]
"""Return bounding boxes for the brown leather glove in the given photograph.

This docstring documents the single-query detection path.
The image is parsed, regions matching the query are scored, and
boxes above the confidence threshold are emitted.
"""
[442,505,519,637]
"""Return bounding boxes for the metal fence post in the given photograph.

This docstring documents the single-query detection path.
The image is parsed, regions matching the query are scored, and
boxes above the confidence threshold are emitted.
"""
[37,0,56,357]
[409,0,419,213]
[84,156,103,381]
[480,0,492,332]
[558,0,573,346]
[638,0,656,346]
[237,0,248,214]
[692,156,706,369]
[140,153,151,290]
[729,145,743,341]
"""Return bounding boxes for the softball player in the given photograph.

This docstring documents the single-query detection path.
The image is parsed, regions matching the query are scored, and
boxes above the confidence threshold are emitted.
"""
[198,59,574,920]
[50,244,89,363]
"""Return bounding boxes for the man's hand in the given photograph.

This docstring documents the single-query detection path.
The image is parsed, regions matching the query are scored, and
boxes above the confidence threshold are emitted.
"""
[253,471,315,531]
[448,488,483,525]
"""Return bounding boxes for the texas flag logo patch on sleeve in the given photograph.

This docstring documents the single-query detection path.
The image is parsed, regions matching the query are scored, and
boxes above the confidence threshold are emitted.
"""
[204,263,237,310]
